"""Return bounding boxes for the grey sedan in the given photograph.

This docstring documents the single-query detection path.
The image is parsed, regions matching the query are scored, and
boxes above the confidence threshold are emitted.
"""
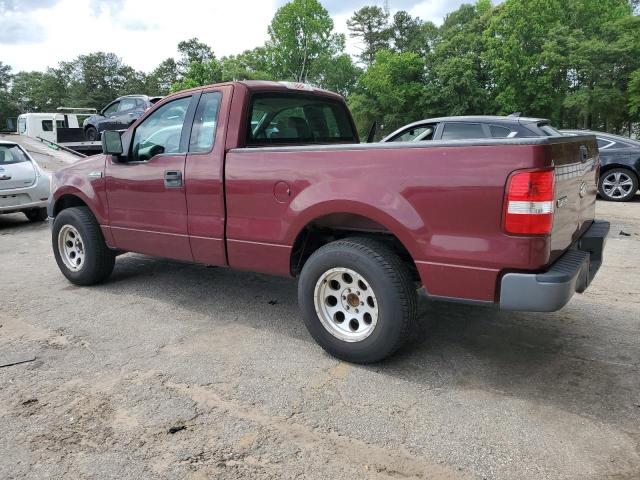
[0,141,50,222]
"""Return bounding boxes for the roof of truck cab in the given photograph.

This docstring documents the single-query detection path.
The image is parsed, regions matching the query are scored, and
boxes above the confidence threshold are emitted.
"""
[239,81,344,100]
[168,80,345,101]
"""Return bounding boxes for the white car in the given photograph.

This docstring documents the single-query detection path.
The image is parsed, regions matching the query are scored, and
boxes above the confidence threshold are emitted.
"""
[0,141,50,222]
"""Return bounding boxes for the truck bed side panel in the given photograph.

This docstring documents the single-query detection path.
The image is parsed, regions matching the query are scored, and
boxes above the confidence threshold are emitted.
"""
[224,142,555,301]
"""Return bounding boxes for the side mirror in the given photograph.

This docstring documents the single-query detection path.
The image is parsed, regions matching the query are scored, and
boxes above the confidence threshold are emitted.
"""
[102,130,124,156]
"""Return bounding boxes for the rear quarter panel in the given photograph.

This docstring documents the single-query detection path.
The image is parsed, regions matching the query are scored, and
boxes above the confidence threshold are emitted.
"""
[225,142,554,301]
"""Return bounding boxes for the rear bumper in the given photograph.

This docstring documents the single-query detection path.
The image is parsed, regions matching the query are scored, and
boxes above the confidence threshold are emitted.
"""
[499,220,610,312]
[0,182,50,214]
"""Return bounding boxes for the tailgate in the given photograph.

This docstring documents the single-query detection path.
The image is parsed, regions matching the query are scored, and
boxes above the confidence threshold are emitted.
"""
[548,135,599,262]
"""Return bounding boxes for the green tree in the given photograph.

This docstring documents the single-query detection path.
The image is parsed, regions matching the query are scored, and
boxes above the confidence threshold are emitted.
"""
[266,0,343,82]
[57,52,137,108]
[310,53,362,96]
[0,61,18,129]
[629,69,640,117]
[428,2,494,116]
[484,0,635,129]
[177,37,215,74]
[172,59,222,91]
[10,70,67,112]
[220,47,272,81]
[347,6,390,65]
[0,62,11,91]
[146,58,180,95]
[389,11,437,57]
[349,50,428,137]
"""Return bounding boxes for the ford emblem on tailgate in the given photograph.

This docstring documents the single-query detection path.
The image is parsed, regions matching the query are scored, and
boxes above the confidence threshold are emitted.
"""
[579,181,587,198]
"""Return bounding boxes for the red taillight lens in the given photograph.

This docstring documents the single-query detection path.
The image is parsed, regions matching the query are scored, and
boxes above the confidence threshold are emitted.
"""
[504,169,555,235]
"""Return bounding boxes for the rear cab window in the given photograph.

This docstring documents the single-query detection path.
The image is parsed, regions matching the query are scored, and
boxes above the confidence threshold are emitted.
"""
[246,93,357,146]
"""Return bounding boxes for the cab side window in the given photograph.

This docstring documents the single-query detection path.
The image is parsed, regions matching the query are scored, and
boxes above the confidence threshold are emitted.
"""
[189,92,222,153]
[131,96,191,162]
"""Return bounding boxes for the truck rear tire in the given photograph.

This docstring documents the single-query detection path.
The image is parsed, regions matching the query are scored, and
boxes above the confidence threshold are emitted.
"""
[298,237,417,364]
[52,207,115,285]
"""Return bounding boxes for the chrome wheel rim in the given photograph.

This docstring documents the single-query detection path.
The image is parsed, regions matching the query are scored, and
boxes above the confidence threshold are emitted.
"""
[602,172,634,199]
[58,225,85,272]
[313,267,379,342]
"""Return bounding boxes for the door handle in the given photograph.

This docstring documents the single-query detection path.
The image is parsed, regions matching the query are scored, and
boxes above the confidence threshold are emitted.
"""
[164,170,182,188]
[0,174,12,180]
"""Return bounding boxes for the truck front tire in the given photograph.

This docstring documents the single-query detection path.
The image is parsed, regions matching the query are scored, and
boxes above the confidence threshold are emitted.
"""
[298,237,417,364]
[52,207,115,286]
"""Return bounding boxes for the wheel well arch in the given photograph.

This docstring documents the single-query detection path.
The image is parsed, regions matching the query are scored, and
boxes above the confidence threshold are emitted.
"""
[599,163,638,177]
[52,194,90,217]
[289,212,419,281]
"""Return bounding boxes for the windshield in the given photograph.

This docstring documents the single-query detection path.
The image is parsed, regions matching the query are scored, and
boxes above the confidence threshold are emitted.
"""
[246,93,357,146]
[0,144,30,165]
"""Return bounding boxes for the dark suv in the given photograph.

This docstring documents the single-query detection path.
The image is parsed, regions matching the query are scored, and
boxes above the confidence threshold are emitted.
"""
[381,115,562,143]
[83,95,162,141]
[563,130,640,202]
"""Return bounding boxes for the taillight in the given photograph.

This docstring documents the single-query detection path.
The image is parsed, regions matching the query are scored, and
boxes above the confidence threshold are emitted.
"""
[504,169,555,235]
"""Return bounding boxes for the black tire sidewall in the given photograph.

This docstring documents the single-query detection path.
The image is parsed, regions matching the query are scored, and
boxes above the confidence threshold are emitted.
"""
[52,208,111,285]
[86,127,97,141]
[298,242,410,363]
[598,168,638,202]
[25,207,47,222]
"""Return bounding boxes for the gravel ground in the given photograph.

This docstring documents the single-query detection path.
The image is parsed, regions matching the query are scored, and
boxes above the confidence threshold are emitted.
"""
[1,160,639,478]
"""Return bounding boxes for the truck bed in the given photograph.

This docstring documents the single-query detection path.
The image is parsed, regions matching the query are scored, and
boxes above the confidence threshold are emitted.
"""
[225,135,598,302]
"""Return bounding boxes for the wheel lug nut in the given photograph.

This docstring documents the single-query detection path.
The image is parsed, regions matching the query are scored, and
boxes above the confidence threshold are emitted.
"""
[356,291,360,295]
[346,306,350,310]
[342,296,346,300]
[360,302,364,306]
[355,309,359,313]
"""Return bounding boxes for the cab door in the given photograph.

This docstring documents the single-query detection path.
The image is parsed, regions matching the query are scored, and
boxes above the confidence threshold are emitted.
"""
[105,93,197,261]
[184,86,232,266]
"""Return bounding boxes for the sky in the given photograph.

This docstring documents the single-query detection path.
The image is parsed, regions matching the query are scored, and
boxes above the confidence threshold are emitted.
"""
[0,0,471,73]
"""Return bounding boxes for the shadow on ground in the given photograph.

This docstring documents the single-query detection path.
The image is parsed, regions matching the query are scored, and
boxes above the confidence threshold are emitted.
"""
[94,251,640,435]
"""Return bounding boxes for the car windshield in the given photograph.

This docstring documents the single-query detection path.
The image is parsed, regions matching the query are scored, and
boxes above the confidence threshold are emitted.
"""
[0,145,30,165]
[247,93,357,146]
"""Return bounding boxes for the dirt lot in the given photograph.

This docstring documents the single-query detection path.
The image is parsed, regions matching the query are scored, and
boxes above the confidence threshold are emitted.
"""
[1,156,639,479]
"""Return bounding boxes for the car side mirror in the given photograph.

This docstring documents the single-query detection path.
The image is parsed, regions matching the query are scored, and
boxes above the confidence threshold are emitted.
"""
[102,130,124,156]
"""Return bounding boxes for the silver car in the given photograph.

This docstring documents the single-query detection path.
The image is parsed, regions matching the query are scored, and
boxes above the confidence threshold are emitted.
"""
[0,141,50,222]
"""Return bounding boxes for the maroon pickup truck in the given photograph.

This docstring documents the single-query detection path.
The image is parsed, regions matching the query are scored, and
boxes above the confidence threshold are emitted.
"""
[49,81,609,363]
